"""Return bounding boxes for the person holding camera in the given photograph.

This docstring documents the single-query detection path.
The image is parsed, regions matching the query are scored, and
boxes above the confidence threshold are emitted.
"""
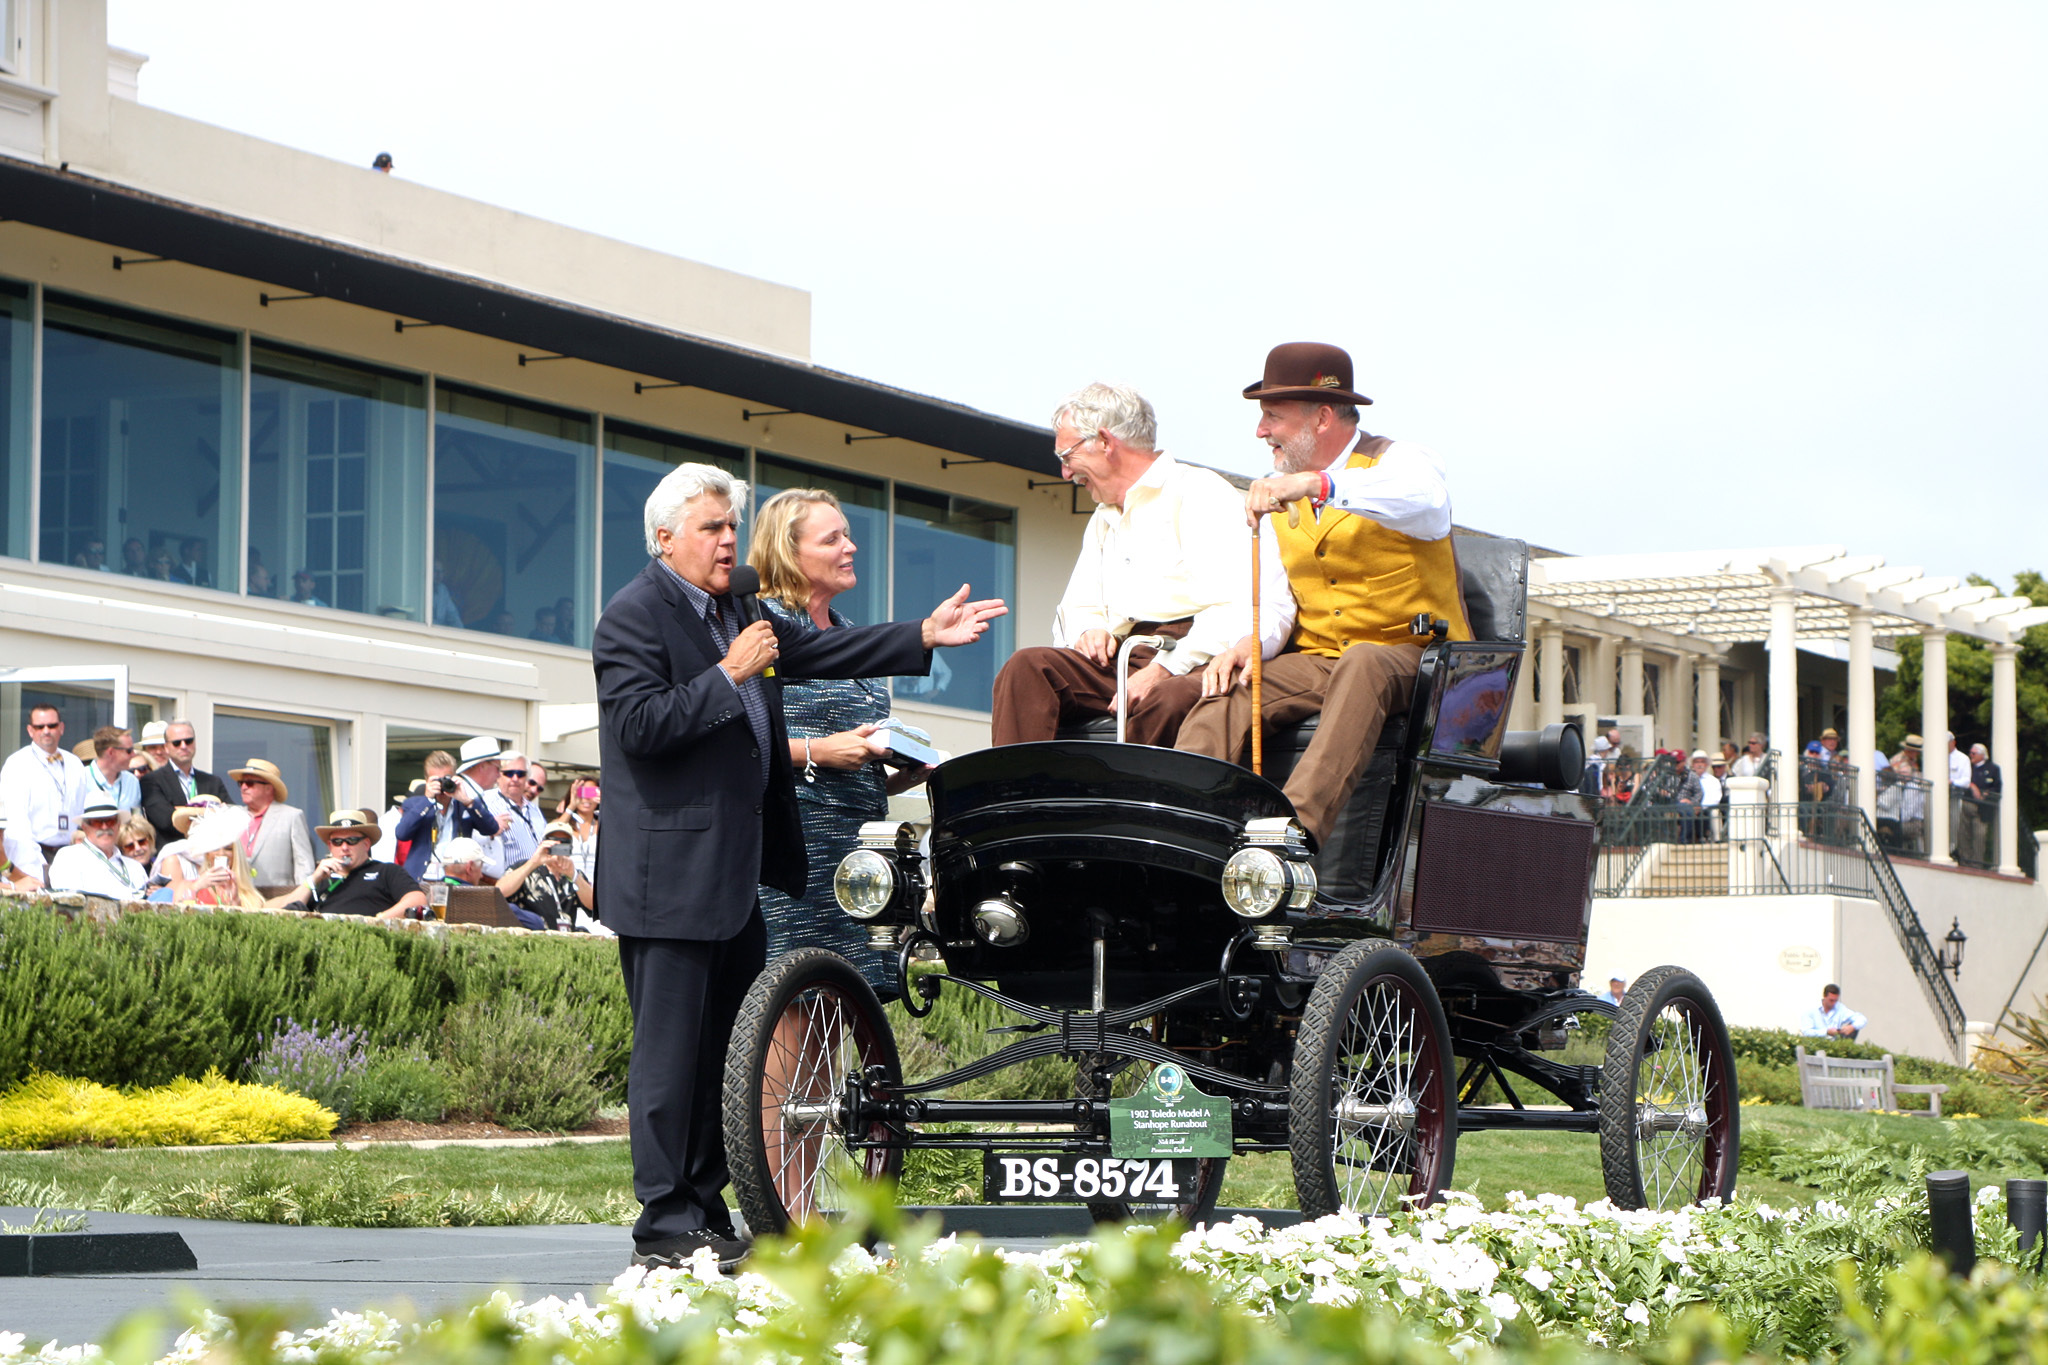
[391,746,502,881]
[497,819,598,932]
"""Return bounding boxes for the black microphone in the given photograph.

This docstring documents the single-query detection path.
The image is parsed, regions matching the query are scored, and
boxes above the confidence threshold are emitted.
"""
[728,565,762,628]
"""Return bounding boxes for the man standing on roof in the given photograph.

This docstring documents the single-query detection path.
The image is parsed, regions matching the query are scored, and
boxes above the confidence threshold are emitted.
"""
[1176,343,1469,855]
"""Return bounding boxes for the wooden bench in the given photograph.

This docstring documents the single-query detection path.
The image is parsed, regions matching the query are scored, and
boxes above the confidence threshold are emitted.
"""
[1794,1046,1947,1116]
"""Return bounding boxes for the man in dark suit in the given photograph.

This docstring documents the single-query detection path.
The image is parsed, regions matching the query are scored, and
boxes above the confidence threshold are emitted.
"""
[140,719,234,847]
[594,462,1003,1271]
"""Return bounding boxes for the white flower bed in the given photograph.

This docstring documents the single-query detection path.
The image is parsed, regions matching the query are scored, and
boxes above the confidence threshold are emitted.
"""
[0,1188,2005,1363]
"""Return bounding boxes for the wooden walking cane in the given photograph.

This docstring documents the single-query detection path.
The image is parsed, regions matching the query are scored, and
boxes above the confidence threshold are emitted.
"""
[1250,517,1263,776]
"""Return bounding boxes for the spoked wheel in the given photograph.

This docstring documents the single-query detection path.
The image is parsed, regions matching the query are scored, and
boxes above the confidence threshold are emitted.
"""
[1076,1055,1228,1226]
[722,948,903,1237]
[1598,964,1739,1210]
[1290,942,1457,1218]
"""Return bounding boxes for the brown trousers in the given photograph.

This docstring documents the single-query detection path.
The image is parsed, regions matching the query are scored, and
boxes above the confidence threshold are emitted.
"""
[991,643,1207,748]
[1175,642,1423,845]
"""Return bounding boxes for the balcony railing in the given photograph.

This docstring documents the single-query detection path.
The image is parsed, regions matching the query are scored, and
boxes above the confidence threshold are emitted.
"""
[1593,799,1966,1058]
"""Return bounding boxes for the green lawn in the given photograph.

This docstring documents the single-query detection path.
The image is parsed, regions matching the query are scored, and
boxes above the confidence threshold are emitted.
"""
[7,1102,2023,1227]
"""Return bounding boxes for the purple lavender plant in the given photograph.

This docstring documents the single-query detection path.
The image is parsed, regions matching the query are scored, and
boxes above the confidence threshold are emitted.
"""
[248,1018,370,1121]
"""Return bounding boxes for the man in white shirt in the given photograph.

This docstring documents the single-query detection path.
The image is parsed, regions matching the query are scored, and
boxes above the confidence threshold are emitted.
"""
[81,727,142,812]
[1946,732,1971,858]
[1800,983,1867,1042]
[1731,732,1769,779]
[481,750,543,876]
[0,705,90,883]
[45,798,148,901]
[992,382,1263,747]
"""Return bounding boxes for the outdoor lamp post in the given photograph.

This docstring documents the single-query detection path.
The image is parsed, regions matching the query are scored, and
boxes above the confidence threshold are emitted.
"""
[1938,918,1968,980]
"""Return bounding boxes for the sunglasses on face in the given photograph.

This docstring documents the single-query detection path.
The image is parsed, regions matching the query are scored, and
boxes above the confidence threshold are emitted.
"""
[83,818,119,831]
[28,722,60,731]
[169,738,196,748]
[502,769,527,778]
[327,834,367,848]
[237,778,270,789]
[120,838,152,853]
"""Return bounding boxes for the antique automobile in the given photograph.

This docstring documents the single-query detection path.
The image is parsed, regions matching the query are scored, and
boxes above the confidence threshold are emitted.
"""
[720,537,1739,1233]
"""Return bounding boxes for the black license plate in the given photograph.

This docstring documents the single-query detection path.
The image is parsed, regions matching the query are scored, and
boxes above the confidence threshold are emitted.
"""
[982,1153,1202,1203]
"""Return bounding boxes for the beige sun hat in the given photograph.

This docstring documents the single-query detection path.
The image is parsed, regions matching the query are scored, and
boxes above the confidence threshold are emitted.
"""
[183,806,251,857]
[225,757,289,803]
[172,796,230,835]
[314,808,382,841]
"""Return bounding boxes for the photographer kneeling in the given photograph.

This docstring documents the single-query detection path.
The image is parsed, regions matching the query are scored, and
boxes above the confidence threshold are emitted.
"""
[497,820,599,933]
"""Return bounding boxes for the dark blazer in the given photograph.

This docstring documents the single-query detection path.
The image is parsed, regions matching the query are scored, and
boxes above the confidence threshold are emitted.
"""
[392,785,502,879]
[141,763,234,847]
[592,561,929,941]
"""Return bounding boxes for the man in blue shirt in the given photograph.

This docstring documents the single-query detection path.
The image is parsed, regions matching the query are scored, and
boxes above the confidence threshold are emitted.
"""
[1800,984,1866,1041]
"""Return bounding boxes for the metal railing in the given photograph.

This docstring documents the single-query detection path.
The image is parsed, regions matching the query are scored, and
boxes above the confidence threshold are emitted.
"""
[1593,799,1965,1058]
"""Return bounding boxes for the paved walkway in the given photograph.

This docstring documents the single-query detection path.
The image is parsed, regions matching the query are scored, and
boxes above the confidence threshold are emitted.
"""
[0,1205,1301,1352]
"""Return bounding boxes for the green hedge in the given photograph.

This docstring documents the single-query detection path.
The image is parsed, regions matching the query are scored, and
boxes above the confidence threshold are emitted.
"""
[1730,1026,2033,1117]
[0,906,630,1099]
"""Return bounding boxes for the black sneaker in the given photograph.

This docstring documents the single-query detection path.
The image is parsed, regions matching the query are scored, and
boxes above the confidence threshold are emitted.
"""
[632,1228,752,1273]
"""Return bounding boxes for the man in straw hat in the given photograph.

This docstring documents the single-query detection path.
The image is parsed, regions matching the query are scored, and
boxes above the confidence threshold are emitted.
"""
[44,798,148,901]
[991,382,1273,747]
[228,758,317,892]
[1176,342,1469,855]
[266,810,426,920]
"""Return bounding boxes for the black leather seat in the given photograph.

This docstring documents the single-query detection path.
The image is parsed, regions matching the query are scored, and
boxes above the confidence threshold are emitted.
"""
[1055,537,1531,899]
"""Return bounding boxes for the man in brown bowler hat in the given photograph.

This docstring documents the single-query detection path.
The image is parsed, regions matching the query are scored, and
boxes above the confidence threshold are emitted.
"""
[1175,342,1470,853]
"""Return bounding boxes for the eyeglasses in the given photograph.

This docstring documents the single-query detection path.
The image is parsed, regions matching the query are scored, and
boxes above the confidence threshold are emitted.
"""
[106,745,134,755]
[169,738,197,748]
[120,839,152,854]
[326,834,368,847]
[1054,434,1099,466]
[27,722,61,731]
[82,818,120,831]
[237,778,271,788]
[502,768,527,778]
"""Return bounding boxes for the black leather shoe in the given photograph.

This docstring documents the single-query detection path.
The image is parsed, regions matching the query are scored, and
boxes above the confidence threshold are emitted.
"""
[632,1228,752,1273]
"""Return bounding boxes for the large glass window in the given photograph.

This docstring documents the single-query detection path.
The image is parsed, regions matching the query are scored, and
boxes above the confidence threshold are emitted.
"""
[0,278,28,560]
[433,384,595,646]
[40,293,241,590]
[214,710,335,820]
[892,485,1015,713]
[753,454,887,629]
[250,343,427,619]
[601,420,744,611]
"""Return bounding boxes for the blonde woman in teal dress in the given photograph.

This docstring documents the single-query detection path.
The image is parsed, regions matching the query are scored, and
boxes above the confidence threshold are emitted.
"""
[749,488,933,999]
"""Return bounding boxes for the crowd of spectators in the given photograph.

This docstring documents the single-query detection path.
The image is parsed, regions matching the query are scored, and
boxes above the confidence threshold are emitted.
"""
[0,705,609,933]
[1582,719,2005,867]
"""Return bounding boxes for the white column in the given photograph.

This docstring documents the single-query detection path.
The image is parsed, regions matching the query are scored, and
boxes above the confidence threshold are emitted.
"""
[1590,635,1618,721]
[1993,642,2022,877]
[1768,585,1799,805]
[1536,621,1564,729]
[1666,652,1695,753]
[1697,657,1722,756]
[1923,627,1953,865]
[1725,775,1769,893]
[1619,640,1645,724]
[1847,606,1877,819]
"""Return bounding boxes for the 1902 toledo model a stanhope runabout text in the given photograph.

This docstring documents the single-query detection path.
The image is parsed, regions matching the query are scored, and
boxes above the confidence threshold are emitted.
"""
[717,538,1740,1230]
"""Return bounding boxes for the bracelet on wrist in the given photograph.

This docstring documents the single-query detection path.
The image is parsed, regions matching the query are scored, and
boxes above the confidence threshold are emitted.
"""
[803,739,817,785]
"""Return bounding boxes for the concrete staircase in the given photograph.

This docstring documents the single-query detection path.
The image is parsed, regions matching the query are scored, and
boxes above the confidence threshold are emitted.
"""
[1637,843,1730,896]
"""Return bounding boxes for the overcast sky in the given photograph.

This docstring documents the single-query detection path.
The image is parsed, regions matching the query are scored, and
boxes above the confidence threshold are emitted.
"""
[108,2,2044,591]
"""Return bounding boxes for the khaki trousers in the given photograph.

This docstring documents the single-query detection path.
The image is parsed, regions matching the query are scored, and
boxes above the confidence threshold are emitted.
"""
[1175,642,1423,845]
[991,643,1206,748]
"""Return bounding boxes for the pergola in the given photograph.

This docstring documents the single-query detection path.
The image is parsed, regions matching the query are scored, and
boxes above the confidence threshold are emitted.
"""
[1528,546,2048,876]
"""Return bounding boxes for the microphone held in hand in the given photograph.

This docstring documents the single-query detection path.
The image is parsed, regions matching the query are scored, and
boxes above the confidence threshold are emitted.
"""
[728,565,762,627]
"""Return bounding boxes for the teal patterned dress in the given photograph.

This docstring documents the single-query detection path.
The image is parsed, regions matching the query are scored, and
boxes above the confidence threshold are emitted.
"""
[758,598,899,998]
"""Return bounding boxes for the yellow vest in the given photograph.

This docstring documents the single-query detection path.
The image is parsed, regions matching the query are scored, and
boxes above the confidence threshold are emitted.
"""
[1271,438,1471,656]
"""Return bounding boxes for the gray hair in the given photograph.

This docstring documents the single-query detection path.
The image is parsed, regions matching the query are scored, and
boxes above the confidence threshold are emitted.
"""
[1051,382,1157,451]
[643,462,750,556]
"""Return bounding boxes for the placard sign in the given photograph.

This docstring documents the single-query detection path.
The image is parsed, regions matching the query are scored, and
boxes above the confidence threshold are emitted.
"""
[1109,1062,1231,1158]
